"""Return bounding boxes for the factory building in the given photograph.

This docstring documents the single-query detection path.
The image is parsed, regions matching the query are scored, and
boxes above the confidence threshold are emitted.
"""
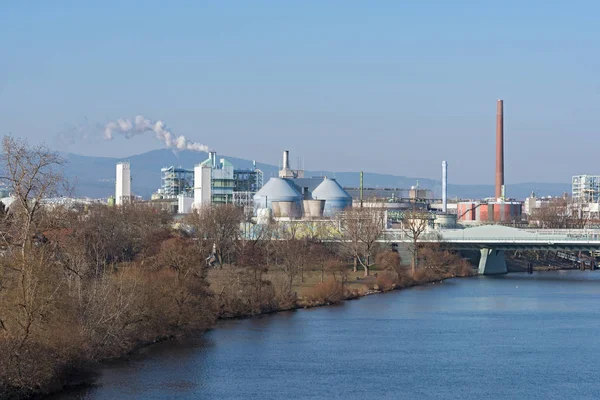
[115,162,131,206]
[254,178,304,218]
[312,177,352,217]
[193,151,263,210]
[572,175,600,203]
[523,193,557,215]
[233,164,264,208]
[457,201,522,223]
[193,151,234,206]
[253,150,352,219]
[158,166,194,198]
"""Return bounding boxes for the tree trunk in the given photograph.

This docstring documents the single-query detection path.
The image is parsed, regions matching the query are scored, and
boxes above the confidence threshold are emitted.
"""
[412,240,418,276]
[353,256,357,272]
[362,263,369,277]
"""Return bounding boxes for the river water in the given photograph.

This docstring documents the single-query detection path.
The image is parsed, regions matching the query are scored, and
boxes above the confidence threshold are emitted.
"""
[56,271,600,399]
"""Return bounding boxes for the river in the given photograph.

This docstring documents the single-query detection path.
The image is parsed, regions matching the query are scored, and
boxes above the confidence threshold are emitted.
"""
[55,271,600,399]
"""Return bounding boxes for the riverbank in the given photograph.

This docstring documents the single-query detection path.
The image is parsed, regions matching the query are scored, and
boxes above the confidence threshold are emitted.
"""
[58,270,600,400]
[36,264,475,399]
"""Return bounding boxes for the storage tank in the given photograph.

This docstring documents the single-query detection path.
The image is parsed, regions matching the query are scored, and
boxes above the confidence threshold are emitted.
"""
[276,201,302,218]
[271,201,281,217]
[311,177,352,217]
[253,178,302,214]
[434,213,457,229]
[303,199,325,219]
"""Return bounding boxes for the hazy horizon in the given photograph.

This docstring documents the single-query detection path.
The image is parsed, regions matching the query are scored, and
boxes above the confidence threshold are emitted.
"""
[2,1,598,185]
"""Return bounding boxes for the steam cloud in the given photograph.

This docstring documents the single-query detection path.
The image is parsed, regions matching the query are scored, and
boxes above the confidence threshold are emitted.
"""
[103,115,209,152]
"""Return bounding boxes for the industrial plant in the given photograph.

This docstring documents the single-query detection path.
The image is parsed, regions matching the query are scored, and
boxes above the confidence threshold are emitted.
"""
[253,150,353,219]
[100,99,600,229]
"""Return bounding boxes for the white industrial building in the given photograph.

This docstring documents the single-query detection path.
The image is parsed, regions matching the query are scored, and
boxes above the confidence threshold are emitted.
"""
[115,162,131,206]
[572,175,600,203]
[193,151,235,208]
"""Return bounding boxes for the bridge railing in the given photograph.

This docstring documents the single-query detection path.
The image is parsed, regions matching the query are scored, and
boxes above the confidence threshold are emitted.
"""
[382,229,600,243]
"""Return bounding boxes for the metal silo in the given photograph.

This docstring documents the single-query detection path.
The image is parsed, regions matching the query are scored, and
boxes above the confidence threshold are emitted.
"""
[253,178,302,216]
[311,177,352,217]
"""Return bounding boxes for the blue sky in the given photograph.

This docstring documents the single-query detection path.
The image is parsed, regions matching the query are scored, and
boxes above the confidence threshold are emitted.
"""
[1,1,598,184]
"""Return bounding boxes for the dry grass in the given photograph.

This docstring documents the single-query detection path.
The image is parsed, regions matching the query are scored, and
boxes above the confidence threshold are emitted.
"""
[208,266,377,299]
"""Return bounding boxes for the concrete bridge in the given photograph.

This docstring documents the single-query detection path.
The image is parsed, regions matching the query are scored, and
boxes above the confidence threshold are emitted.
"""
[383,225,600,275]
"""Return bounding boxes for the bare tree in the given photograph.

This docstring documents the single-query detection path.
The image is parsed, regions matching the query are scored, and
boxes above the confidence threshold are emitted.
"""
[186,204,243,266]
[531,198,588,229]
[401,207,431,275]
[336,207,386,276]
[0,136,66,254]
[376,249,403,279]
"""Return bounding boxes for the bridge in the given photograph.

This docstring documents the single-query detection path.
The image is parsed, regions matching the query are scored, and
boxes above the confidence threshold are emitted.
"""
[383,225,600,275]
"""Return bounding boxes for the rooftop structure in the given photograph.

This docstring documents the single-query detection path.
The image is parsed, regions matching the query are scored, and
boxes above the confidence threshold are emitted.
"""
[278,150,304,179]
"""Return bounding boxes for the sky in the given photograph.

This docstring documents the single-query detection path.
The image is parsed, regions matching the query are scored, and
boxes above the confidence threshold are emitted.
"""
[1,1,598,184]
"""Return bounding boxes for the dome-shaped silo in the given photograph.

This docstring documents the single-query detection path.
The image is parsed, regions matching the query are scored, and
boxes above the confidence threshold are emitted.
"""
[311,177,352,216]
[253,178,302,215]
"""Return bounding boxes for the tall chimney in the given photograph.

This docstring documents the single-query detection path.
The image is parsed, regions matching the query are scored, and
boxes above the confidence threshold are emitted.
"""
[283,150,290,170]
[442,161,448,213]
[495,99,504,200]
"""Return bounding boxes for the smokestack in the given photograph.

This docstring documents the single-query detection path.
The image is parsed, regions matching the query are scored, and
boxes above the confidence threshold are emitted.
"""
[442,161,447,213]
[359,171,364,208]
[495,99,504,200]
[283,150,290,170]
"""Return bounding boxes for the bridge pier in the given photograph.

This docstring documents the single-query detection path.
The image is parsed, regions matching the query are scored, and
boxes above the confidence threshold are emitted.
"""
[478,248,507,275]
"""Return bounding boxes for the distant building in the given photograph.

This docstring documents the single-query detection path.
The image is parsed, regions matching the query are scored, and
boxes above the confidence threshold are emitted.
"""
[572,175,600,203]
[253,150,352,219]
[193,152,263,209]
[457,201,522,223]
[160,166,193,198]
[115,162,131,206]
[233,164,264,208]
[523,192,555,215]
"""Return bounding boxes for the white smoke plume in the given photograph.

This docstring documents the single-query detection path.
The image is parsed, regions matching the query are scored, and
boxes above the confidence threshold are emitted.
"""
[103,115,209,152]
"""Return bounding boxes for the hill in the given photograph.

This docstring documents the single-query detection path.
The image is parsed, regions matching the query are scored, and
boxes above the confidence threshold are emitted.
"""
[62,149,570,200]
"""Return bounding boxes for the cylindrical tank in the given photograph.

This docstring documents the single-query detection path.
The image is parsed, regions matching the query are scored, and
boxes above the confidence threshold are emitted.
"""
[302,200,311,218]
[271,201,281,217]
[277,201,301,218]
[311,177,352,217]
[253,178,302,214]
[303,199,325,219]
[435,213,456,229]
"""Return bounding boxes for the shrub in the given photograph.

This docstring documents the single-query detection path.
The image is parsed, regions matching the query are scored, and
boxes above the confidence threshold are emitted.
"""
[305,279,344,305]
[375,272,397,292]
